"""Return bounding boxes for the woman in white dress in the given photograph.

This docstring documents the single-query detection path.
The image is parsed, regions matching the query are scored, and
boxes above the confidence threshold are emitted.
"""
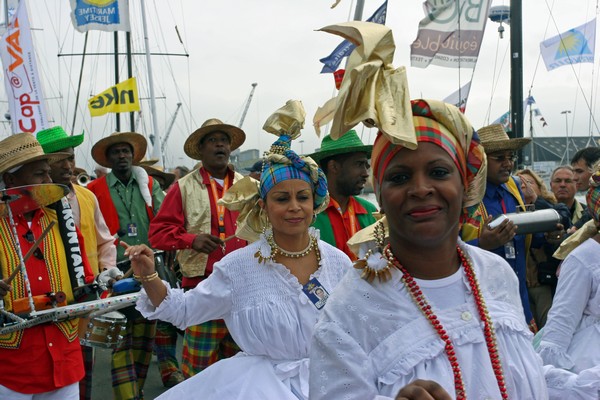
[309,21,600,400]
[125,101,352,400]
[536,162,600,373]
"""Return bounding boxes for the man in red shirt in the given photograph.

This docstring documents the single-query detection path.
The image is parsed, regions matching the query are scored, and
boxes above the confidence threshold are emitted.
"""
[0,133,89,399]
[309,130,377,260]
[149,118,247,377]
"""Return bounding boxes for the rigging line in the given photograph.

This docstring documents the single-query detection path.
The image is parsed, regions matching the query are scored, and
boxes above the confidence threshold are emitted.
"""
[526,0,554,93]
[484,31,503,124]
[543,0,600,135]
[71,32,89,136]
[149,0,191,117]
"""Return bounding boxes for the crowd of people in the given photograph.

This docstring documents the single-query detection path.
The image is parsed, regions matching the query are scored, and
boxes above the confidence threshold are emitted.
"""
[0,21,598,400]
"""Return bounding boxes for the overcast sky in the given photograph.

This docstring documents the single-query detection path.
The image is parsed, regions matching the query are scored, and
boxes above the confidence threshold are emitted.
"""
[7,0,600,171]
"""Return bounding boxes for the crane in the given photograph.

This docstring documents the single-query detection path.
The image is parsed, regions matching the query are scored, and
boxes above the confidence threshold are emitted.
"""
[231,83,258,168]
[239,83,258,128]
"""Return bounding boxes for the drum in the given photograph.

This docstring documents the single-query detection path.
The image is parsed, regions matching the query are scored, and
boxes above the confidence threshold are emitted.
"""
[79,311,127,348]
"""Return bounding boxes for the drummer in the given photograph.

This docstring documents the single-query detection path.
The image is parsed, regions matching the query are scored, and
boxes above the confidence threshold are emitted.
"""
[0,133,94,399]
[37,126,118,400]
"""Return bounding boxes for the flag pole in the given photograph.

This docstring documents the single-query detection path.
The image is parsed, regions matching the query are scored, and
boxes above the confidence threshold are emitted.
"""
[510,0,523,141]
[140,0,162,165]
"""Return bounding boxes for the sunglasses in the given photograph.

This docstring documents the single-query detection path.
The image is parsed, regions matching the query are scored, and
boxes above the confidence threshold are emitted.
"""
[23,230,44,260]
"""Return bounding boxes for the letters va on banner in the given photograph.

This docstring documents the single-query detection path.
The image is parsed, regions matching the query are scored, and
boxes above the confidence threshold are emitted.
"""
[70,0,131,33]
[410,0,492,69]
[0,1,49,134]
[88,77,140,117]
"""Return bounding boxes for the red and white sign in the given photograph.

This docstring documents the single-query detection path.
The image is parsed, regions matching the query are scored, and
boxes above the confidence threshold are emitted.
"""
[0,1,48,134]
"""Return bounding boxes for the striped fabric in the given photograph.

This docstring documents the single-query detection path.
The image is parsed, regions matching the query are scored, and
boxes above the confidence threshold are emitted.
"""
[587,168,600,223]
[111,316,156,400]
[181,319,239,378]
[371,99,485,212]
[79,346,94,400]
[154,321,182,384]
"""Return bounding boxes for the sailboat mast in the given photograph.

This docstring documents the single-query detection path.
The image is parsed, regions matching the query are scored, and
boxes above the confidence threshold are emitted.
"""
[114,32,120,132]
[140,0,162,165]
[510,0,523,142]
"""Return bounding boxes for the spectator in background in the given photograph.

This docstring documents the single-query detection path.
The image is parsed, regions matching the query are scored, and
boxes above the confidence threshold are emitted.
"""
[516,169,570,328]
[550,166,587,226]
[571,147,600,192]
[244,160,263,180]
[173,165,190,181]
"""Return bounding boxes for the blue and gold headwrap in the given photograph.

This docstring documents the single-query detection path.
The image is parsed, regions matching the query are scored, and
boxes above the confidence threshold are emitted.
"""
[218,100,329,242]
[260,134,328,212]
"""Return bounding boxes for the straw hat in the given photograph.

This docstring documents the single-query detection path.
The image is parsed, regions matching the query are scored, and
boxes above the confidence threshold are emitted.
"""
[478,124,531,154]
[184,118,246,160]
[141,164,175,189]
[0,133,71,175]
[91,132,147,168]
[37,126,84,154]
[308,130,372,162]
[138,158,159,167]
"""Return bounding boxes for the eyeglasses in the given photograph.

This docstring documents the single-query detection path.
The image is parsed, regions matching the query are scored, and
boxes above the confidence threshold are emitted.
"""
[23,230,44,260]
[488,154,517,163]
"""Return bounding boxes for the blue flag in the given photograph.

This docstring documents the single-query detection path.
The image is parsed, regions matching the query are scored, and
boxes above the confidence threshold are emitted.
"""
[319,0,388,73]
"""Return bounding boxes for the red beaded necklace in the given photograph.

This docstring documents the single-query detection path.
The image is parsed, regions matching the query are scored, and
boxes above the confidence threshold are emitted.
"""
[383,244,508,400]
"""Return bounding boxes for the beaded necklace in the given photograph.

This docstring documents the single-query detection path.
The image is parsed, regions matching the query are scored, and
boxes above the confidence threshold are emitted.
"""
[255,232,321,264]
[383,244,508,400]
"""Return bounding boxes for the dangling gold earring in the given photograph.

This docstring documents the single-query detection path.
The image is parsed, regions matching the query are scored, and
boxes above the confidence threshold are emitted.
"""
[374,219,386,251]
[311,212,317,225]
[354,219,392,283]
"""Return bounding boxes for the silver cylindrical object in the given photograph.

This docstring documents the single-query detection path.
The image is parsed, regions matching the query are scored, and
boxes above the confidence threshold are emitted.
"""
[502,209,561,235]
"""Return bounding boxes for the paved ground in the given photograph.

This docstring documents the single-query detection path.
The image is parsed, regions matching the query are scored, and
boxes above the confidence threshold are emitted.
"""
[91,335,183,399]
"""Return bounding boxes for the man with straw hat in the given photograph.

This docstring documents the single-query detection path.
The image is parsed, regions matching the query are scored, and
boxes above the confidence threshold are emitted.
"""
[460,123,539,330]
[0,133,94,399]
[87,131,164,399]
[308,130,377,260]
[37,125,118,400]
[148,118,247,378]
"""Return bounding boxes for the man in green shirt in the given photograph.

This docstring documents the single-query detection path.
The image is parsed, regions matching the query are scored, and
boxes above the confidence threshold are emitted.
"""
[309,130,377,260]
[87,132,164,399]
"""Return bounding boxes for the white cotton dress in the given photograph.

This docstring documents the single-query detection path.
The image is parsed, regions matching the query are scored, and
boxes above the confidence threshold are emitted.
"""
[310,241,600,400]
[537,238,600,373]
[136,229,351,400]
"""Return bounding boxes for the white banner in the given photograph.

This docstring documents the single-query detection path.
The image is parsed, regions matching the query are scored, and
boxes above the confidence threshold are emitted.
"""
[443,81,472,112]
[411,0,492,69]
[540,19,596,71]
[70,0,130,33]
[0,1,48,134]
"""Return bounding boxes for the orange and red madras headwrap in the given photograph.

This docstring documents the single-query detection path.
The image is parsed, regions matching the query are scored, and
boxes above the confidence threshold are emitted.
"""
[586,161,600,223]
[371,99,487,210]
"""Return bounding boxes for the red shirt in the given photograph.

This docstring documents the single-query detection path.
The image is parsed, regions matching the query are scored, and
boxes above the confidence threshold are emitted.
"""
[323,197,368,260]
[149,168,246,288]
[0,210,84,394]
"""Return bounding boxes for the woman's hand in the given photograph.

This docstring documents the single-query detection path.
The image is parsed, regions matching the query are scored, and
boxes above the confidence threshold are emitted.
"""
[120,242,156,277]
[395,380,452,400]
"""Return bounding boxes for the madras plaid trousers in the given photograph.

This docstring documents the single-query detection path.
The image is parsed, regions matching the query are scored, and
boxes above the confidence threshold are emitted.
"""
[181,319,239,378]
[111,315,156,400]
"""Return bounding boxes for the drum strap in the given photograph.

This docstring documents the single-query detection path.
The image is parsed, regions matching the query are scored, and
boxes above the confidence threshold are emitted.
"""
[50,197,87,291]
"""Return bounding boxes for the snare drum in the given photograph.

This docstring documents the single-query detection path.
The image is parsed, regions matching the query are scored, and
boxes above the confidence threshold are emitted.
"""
[79,311,127,348]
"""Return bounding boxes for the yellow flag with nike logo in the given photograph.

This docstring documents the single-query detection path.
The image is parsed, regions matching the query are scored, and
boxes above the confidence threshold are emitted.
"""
[88,77,140,117]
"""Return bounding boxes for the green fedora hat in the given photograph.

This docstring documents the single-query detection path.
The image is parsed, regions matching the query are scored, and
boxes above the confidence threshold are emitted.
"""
[37,126,84,154]
[308,130,372,162]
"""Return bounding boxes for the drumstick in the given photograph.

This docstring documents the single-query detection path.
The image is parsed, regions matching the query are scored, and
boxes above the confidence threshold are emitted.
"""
[6,221,55,284]
[223,235,236,242]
